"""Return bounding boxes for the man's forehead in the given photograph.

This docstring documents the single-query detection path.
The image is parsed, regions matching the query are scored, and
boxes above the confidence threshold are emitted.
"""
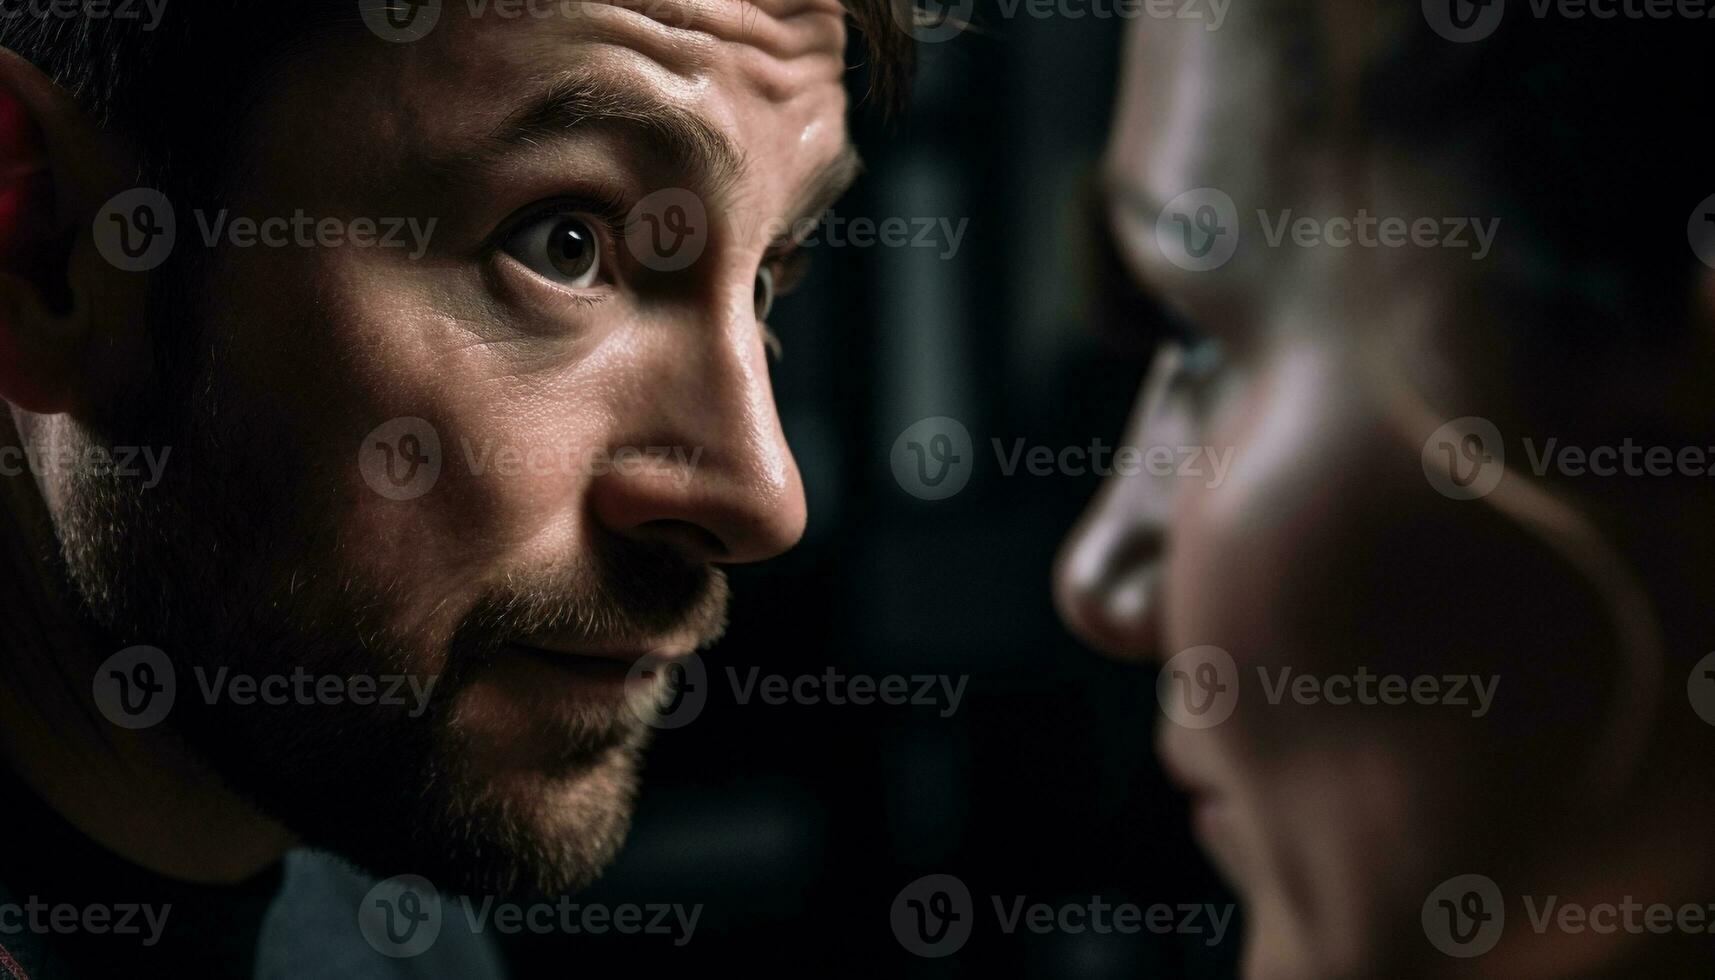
[448,3,839,128]
[260,0,851,206]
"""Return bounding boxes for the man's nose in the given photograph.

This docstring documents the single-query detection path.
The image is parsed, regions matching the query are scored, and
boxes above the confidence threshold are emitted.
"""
[588,289,806,566]
[1053,348,1195,661]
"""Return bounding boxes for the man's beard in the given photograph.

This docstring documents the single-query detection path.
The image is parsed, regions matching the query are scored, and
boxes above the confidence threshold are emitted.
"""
[46,288,727,899]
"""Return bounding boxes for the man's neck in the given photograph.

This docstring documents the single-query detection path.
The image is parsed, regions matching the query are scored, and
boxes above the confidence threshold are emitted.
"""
[0,408,294,885]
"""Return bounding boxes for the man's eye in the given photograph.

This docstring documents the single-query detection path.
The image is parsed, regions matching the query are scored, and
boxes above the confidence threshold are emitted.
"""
[754,264,776,321]
[502,212,606,288]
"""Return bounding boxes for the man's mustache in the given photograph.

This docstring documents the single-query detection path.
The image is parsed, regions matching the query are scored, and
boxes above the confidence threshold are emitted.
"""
[450,538,731,662]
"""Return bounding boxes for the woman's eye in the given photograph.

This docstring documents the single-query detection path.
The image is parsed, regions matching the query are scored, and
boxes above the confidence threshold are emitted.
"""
[1176,336,1226,384]
[754,264,776,321]
[502,212,605,288]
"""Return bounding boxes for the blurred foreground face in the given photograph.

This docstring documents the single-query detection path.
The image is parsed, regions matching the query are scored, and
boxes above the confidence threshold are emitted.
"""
[1057,9,1715,979]
[5,0,846,896]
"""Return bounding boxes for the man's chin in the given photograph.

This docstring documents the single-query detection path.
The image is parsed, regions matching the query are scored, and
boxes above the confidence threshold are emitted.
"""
[167,674,653,901]
[325,724,651,901]
[418,733,649,899]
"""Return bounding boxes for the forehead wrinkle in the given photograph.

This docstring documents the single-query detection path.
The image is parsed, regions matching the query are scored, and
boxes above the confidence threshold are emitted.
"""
[552,1,847,102]
[578,0,848,60]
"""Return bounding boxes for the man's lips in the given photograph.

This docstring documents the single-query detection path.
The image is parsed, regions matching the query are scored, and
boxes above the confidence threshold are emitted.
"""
[497,634,703,689]
[505,632,702,664]
[501,643,634,681]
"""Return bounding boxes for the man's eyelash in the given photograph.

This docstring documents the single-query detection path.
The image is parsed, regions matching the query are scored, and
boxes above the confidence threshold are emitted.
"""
[765,247,812,295]
[485,189,631,258]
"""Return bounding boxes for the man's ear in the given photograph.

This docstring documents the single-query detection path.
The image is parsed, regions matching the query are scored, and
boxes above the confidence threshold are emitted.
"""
[0,47,136,417]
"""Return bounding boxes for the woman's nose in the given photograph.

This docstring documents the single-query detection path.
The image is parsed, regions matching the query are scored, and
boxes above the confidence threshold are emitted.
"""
[1056,343,1208,661]
[1055,499,1167,662]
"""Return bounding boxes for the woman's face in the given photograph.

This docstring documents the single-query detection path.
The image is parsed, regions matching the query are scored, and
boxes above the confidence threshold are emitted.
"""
[1053,16,1706,980]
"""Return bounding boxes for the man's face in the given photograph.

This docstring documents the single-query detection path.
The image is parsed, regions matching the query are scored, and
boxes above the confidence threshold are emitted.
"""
[1056,15,1655,980]
[53,0,848,896]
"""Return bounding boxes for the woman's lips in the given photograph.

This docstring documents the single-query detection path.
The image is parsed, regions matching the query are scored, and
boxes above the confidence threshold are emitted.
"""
[1156,729,1234,843]
[1155,727,1253,886]
[1156,726,1220,799]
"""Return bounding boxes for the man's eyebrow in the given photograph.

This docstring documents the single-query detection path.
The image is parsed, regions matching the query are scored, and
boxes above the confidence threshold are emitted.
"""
[450,71,746,195]
[431,68,861,241]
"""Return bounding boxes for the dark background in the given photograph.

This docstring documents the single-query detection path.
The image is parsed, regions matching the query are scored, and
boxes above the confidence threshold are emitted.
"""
[503,15,1241,978]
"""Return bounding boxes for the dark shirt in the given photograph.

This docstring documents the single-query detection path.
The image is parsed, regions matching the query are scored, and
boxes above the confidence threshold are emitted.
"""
[0,770,506,979]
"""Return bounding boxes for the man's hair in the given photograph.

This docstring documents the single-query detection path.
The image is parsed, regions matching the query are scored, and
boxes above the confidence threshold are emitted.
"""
[0,0,914,199]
